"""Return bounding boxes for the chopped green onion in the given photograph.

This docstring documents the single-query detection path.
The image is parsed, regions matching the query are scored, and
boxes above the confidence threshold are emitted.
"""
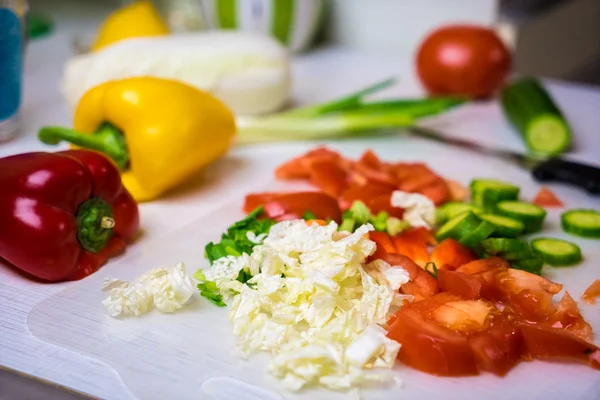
[386,217,408,236]
[350,201,371,225]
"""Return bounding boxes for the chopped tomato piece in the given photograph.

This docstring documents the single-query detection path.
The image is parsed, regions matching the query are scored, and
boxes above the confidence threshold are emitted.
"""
[369,231,396,260]
[366,194,404,219]
[262,192,342,222]
[396,163,439,192]
[549,292,593,342]
[354,150,397,187]
[582,279,600,305]
[519,324,600,369]
[275,147,341,180]
[432,300,493,332]
[416,178,451,205]
[387,309,479,376]
[308,159,348,198]
[391,232,430,267]
[446,179,468,202]
[532,187,564,208]
[358,149,383,169]
[469,318,523,376]
[438,269,482,300]
[493,268,562,322]
[338,182,394,210]
[385,253,439,300]
[431,238,478,270]
[243,192,284,214]
[456,257,509,275]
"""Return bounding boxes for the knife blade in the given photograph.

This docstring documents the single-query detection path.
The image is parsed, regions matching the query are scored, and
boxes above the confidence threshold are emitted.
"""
[406,125,600,195]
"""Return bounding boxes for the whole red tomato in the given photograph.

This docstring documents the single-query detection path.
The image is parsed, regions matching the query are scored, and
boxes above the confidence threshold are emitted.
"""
[416,25,511,98]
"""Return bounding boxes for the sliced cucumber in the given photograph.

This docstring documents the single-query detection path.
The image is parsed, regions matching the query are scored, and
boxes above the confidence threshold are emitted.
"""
[495,201,547,233]
[531,237,582,266]
[480,214,525,238]
[459,221,496,248]
[481,238,530,255]
[501,248,540,261]
[561,209,600,239]
[511,257,544,275]
[436,211,482,242]
[470,179,520,211]
[500,77,572,156]
[436,202,483,224]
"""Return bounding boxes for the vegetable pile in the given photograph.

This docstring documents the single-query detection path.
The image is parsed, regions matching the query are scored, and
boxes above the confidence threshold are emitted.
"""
[189,148,600,394]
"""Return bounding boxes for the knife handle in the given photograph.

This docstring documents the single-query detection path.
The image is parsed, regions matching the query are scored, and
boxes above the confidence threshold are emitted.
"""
[532,158,600,195]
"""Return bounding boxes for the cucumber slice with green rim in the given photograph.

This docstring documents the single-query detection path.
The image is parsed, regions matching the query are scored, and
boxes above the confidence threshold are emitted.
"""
[459,221,496,248]
[436,211,482,242]
[511,257,544,275]
[436,202,483,224]
[561,209,600,239]
[480,214,525,238]
[531,237,582,266]
[500,77,572,156]
[500,249,540,261]
[495,201,547,233]
[470,179,520,211]
[481,238,530,255]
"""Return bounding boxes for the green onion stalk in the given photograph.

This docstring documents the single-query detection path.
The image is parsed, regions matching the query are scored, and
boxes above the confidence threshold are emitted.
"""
[235,77,467,144]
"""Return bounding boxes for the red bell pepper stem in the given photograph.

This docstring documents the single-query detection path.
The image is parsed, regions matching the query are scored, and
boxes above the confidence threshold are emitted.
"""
[38,122,129,170]
[76,197,115,253]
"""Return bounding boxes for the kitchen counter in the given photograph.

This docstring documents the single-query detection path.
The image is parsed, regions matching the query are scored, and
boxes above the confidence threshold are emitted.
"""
[1,2,600,400]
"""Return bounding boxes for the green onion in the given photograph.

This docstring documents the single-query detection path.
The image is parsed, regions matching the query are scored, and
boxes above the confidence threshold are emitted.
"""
[282,77,396,117]
[235,77,467,144]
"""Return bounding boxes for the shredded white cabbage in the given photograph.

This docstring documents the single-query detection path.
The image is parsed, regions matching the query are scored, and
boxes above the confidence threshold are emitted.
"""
[390,190,436,228]
[208,220,410,392]
[102,262,195,317]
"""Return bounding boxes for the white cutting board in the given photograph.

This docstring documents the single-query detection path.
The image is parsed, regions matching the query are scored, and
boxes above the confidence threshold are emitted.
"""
[27,137,600,400]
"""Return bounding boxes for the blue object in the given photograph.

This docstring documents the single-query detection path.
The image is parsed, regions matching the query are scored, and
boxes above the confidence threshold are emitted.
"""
[0,7,22,122]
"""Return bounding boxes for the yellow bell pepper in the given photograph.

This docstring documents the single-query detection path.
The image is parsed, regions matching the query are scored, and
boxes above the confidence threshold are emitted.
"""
[92,0,169,52]
[38,77,236,202]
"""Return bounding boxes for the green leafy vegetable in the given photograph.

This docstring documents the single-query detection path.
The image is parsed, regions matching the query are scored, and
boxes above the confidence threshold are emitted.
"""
[194,270,226,307]
[302,210,318,220]
[369,211,390,232]
[386,217,408,236]
[204,206,276,265]
[350,201,371,225]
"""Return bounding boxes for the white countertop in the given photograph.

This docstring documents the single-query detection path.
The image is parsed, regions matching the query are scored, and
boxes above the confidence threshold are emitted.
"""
[1,2,600,400]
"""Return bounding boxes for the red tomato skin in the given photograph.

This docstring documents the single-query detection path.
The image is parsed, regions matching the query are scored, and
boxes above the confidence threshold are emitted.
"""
[367,194,404,219]
[438,269,482,300]
[308,159,348,198]
[431,238,478,270]
[416,25,511,98]
[582,279,600,305]
[519,324,600,368]
[387,309,479,376]
[243,193,284,214]
[532,187,564,208]
[469,321,523,376]
[262,192,342,222]
[338,182,393,210]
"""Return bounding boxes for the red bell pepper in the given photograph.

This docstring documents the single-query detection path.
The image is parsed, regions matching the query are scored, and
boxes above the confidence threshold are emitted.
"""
[0,150,139,282]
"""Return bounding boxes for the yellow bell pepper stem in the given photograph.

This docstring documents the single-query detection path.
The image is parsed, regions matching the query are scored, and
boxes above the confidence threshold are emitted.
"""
[37,77,236,202]
[39,123,129,170]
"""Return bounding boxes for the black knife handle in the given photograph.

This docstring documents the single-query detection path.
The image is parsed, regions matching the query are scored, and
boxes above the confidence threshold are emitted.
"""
[532,158,600,195]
